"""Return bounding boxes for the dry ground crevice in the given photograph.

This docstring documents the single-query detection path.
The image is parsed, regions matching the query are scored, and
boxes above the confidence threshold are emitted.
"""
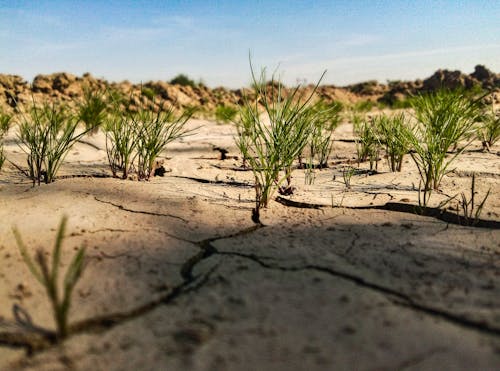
[93,196,188,222]
[275,196,500,229]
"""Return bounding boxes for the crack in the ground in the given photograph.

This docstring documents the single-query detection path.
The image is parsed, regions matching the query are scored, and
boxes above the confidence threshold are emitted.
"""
[275,196,500,229]
[450,169,500,179]
[343,231,360,255]
[389,347,447,371]
[56,174,113,180]
[0,224,263,359]
[75,139,102,151]
[1,217,498,364]
[93,196,188,223]
[207,248,500,337]
[173,175,252,188]
[0,263,217,355]
[69,228,132,236]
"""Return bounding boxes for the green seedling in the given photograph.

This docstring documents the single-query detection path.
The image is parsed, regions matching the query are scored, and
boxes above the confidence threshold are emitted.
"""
[342,166,355,190]
[134,100,195,180]
[13,216,86,341]
[105,91,196,179]
[404,90,481,205]
[457,174,490,226]
[78,86,108,134]
[17,100,98,185]
[477,105,500,151]
[104,109,138,178]
[236,61,323,223]
[303,100,342,169]
[375,113,411,172]
[354,118,380,170]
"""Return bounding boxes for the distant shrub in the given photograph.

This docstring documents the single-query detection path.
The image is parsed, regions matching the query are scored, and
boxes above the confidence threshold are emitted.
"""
[141,87,157,101]
[349,80,380,95]
[169,74,197,88]
[389,98,414,109]
[215,104,239,124]
[0,111,12,171]
[77,86,108,134]
[353,100,376,113]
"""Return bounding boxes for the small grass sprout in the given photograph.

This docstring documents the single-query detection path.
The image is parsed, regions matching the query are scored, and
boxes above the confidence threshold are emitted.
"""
[105,92,195,179]
[135,100,195,180]
[404,89,482,201]
[374,113,412,172]
[303,100,342,168]
[457,173,490,226]
[236,62,323,223]
[341,166,355,189]
[104,109,138,178]
[477,105,500,151]
[78,86,108,135]
[354,118,380,170]
[13,216,86,341]
[17,100,98,185]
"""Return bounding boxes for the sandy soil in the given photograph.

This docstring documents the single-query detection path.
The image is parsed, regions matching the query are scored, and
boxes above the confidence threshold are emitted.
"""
[0,119,499,370]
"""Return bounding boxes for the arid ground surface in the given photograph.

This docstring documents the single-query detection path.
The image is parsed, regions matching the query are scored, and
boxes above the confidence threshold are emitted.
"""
[0,118,499,370]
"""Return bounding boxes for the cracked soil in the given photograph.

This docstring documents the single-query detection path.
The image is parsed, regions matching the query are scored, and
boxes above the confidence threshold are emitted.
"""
[0,119,499,370]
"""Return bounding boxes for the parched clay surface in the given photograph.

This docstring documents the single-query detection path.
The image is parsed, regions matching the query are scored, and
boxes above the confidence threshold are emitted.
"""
[0,120,499,370]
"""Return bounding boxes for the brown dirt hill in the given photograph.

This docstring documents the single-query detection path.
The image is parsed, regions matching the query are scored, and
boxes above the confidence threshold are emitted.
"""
[379,65,500,105]
[0,65,498,113]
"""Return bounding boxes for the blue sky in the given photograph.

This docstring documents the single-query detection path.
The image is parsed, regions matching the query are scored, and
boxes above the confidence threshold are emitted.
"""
[0,0,499,87]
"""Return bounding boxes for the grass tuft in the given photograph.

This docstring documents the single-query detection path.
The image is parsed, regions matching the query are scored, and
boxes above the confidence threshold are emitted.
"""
[302,100,342,169]
[354,118,380,170]
[13,216,86,341]
[403,89,481,206]
[104,92,195,180]
[477,104,500,151]
[17,100,98,185]
[236,61,324,223]
[77,86,108,135]
[215,104,239,124]
[374,113,412,172]
[456,173,490,226]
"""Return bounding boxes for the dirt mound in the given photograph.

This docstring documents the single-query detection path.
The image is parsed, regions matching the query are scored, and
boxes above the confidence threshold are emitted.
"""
[0,65,499,113]
[379,65,500,105]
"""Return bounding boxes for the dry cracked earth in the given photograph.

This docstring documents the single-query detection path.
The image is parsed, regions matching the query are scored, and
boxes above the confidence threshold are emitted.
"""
[0,119,499,370]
